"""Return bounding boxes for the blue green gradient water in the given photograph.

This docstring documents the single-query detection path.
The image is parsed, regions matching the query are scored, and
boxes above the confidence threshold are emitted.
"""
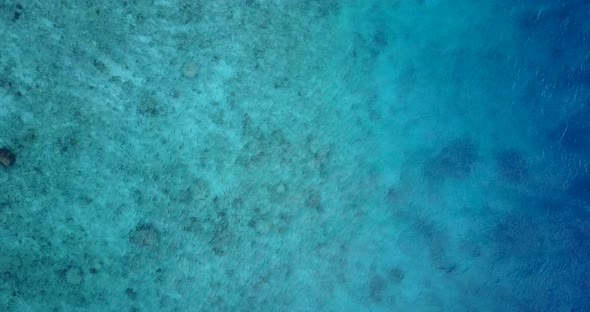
[1,1,588,311]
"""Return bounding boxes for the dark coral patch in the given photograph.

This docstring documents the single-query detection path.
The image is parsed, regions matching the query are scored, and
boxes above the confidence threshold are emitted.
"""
[424,138,478,179]
[129,223,161,250]
[369,275,386,302]
[387,266,406,283]
[0,147,16,167]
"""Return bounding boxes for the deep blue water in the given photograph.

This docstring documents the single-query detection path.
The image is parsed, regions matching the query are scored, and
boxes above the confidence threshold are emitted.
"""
[1,1,589,311]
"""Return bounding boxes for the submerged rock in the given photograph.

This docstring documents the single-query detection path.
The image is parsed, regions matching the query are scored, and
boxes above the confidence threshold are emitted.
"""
[0,147,15,167]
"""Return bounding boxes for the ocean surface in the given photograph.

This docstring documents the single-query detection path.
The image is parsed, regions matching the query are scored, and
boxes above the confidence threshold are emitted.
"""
[1,1,589,311]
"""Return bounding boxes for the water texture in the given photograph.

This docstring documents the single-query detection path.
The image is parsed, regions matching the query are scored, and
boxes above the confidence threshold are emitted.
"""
[1,1,589,311]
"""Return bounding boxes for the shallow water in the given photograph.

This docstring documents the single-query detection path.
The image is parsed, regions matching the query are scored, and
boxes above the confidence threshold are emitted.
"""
[1,1,589,311]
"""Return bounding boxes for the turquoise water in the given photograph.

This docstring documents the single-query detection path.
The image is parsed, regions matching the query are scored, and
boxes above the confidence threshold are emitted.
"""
[1,1,589,311]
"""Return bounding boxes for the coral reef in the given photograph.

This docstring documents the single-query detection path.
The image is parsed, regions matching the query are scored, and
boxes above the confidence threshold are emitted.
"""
[0,147,16,167]
[369,275,386,302]
[128,223,162,251]
[424,138,478,179]
[64,266,83,286]
[387,267,406,284]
